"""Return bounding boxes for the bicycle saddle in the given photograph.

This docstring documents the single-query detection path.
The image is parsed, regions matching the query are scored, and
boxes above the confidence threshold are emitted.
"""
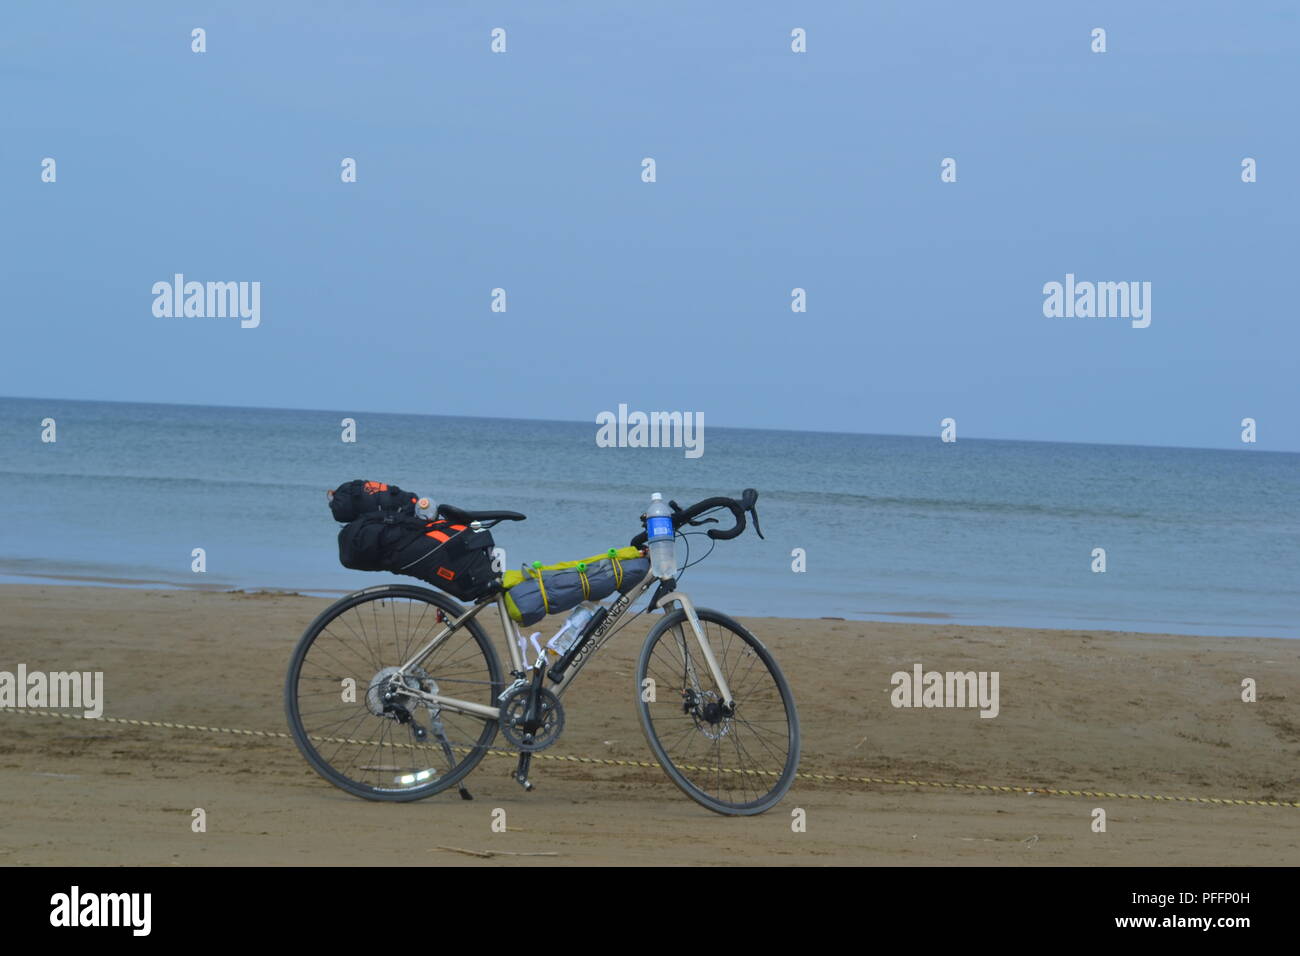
[437,504,526,524]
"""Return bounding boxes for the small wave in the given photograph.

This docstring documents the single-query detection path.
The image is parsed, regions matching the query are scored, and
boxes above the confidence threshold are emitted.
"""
[761,487,1150,521]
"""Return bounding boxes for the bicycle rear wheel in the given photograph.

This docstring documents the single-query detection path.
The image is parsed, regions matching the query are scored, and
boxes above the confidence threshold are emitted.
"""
[285,585,503,801]
[636,607,800,815]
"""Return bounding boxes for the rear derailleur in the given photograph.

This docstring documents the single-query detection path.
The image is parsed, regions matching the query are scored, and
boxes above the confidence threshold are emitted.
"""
[369,666,473,800]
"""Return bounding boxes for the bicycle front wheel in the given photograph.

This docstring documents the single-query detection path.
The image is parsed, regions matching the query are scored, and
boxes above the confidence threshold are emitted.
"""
[636,607,800,815]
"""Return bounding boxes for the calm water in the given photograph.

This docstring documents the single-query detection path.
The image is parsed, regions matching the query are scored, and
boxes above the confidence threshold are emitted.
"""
[1,397,1296,637]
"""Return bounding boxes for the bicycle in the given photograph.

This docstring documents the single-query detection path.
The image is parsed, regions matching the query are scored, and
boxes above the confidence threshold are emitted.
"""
[284,489,800,815]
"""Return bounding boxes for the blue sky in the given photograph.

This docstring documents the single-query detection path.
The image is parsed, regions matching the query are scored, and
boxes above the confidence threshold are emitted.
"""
[3,1,1297,450]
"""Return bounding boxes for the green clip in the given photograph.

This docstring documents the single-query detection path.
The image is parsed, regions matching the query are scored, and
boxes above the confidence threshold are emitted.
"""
[607,548,617,558]
[577,562,587,572]
[532,560,542,569]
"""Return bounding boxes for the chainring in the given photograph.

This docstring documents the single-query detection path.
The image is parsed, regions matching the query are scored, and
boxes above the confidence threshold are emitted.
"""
[498,686,565,752]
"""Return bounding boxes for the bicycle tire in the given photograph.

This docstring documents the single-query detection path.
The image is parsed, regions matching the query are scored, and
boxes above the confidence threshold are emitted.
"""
[636,607,800,815]
[285,584,503,802]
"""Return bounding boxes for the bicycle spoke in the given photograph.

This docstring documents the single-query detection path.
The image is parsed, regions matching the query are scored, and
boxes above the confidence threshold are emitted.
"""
[288,589,501,799]
[639,610,798,814]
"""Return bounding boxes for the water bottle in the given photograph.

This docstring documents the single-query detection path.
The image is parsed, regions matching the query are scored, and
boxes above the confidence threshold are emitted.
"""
[549,602,597,656]
[646,493,676,579]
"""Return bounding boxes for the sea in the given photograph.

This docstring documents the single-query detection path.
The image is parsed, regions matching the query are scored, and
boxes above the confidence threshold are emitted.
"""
[2,396,1296,638]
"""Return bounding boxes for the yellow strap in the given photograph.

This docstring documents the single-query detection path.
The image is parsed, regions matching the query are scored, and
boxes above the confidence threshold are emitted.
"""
[530,565,550,615]
[611,554,623,589]
[578,566,591,599]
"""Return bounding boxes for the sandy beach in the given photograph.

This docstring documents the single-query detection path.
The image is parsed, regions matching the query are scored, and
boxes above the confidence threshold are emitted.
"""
[1,583,1297,866]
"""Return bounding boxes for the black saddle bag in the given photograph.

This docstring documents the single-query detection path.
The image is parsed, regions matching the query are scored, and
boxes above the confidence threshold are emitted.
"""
[338,513,497,602]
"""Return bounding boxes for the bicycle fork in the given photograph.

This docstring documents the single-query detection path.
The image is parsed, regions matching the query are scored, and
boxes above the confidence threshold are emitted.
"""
[653,589,735,710]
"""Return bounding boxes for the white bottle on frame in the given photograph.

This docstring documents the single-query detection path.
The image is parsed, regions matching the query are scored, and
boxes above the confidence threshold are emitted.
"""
[646,493,676,579]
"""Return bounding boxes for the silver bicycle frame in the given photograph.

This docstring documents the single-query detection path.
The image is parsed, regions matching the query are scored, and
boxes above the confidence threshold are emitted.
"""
[650,587,735,708]
[391,565,734,720]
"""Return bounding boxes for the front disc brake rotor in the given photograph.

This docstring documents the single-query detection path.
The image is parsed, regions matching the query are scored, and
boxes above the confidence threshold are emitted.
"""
[685,688,731,740]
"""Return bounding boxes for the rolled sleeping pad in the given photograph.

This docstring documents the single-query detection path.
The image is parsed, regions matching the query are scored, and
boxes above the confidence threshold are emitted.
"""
[502,547,649,625]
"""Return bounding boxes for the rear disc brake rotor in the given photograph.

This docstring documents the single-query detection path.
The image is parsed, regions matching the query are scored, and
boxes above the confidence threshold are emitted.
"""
[366,667,435,718]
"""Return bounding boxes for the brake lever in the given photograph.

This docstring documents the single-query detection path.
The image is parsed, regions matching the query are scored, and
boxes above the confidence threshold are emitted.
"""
[749,505,764,539]
[669,502,717,528]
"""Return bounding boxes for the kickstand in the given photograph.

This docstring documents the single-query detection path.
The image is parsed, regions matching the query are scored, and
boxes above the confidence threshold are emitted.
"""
[431,724,472,800]
[513,750,534,791]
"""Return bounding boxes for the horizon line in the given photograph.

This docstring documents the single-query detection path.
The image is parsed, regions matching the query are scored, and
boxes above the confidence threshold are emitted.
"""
[2,392,1294,457]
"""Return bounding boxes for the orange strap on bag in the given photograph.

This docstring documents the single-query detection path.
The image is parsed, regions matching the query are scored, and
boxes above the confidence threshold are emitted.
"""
[424,521,466,542]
